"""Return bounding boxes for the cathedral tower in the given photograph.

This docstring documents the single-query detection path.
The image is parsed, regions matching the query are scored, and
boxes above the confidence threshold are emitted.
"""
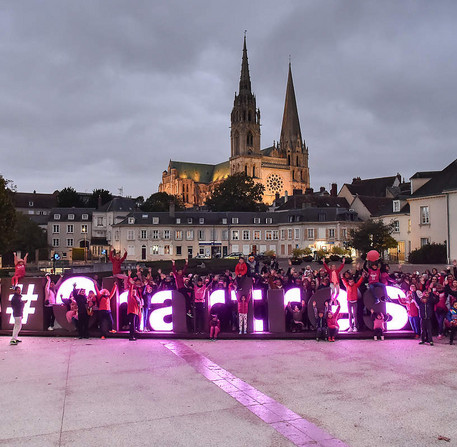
[279,62,310,188]
[230,36,262,179]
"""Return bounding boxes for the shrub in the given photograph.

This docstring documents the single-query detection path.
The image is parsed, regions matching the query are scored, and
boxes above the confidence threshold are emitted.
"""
[408,243,447,264]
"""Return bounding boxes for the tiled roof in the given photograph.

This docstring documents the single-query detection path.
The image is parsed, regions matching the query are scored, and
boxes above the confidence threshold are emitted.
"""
[410,159,457,198]
[48,208,95,222]
[13,192,58,209]
[98,197,137,212]
[344,174,401,197]
[276,194,350,210]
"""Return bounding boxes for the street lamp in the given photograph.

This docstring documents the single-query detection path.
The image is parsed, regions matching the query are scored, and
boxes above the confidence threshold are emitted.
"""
[82,225,87,263]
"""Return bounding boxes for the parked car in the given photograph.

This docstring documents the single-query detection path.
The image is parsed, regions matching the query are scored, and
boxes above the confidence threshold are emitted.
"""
[224,252,243,259]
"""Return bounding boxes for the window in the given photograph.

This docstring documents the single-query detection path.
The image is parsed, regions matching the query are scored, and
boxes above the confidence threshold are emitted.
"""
[127,230,135,241]
[176,246,182,256]
[222,218,227,224]
[210,229,217,240]
[421,237,430,247]
[140,229,147,239]
[254,230,261,240]
[164,245,171,255]
[199,218,205,224]
[231,230,239,240]
[54,214,61,220]
[288,216,294,223]
[163,230,170,240]
[287,229,293,240]
[128,217,135,224]
[68,214,74,220]
[186,230,194,240]
[66,238,74,247]
[265,218,272,224]
[175,230,183,240]
[152,230,159,239]
[151,245,159,255]
[408,219,411,233]
[393,220,400,233]
[176,218,181,224]
[280,229,286,240]
[114,231,120,241]
[393,200,401,212]
[341,228,347,239]
[294,229,300,240]
[52,224,60,234]
[253,217,260,224]
[307,229,314,240]
[242,230,250,240]
[153,217,159,224]
[328,229,335,239]
[232,217,239,224]
[265,230,273,240]
[187,218,193,224]
[28,201,34,207]
[81,224,88,234]
[273,230,279,240]
[420,206,430,224]
[82,214,88,220]
[67,224,74,234]
[97,217,103,226]
[52,238,59,247]
[222,230,229,241]
[198,230,205,241]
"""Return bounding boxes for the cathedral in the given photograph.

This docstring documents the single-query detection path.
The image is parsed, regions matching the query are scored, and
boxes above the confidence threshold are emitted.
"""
[159,37,310,206]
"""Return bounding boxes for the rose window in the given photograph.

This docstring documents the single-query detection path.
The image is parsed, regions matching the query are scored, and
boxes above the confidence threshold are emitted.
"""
[266,174,284,193]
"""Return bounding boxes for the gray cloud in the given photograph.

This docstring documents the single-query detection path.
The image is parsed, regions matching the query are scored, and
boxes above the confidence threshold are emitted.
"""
[1,0,456,197]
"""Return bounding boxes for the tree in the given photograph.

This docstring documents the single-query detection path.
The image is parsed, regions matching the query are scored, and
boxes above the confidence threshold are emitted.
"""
[87,189,113,208]
[205,172,267,212]
[0,175,16,254]
[141,192,184,212]
[57,187,83,207]
[349,219,398,257]
[409,243,447,264]
[9,212,48,260]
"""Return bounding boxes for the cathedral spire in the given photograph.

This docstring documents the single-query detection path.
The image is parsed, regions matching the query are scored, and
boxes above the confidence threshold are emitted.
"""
[239,33,252,95]
[280,62,303,151]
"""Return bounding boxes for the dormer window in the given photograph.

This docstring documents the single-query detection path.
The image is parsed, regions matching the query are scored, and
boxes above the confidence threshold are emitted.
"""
[199,218,205,224]
[68,214,75,220]
[28,201,34,207]
[152,217,159,224]
[128,217,135,225]
[176,218,181,224]
[82,214,88,220]
[393,200,401,213]
[187,218,193,224]
[54,214,61,220]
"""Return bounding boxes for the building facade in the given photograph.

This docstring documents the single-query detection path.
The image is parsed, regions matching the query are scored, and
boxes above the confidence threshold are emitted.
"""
[159,37,310,207]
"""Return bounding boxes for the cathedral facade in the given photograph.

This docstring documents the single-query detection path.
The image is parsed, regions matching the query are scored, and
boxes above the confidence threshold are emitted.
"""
[159,37,310,206]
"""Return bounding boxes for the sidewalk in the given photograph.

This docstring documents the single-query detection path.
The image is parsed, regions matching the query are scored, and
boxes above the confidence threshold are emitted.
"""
[1,336,456,447]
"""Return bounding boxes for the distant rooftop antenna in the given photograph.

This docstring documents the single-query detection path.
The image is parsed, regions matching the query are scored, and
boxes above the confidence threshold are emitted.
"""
[118,187,124,197]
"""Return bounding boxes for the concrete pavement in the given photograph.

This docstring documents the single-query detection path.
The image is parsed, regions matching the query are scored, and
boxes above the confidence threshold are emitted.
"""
[1,336,456,446]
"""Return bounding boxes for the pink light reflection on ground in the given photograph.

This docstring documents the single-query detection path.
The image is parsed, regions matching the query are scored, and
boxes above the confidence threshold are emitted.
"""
[163,341,349,447]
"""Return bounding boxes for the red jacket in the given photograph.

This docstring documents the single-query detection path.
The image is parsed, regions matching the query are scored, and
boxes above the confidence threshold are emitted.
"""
[342,277,364,302]
[235,262,248,276]
[109,250,127,275]
[327,305,340,329]
[127,285,141,315]
[237,296,250,314]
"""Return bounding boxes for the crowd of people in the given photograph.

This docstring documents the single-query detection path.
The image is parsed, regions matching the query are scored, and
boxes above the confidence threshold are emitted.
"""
[8,247,457,347]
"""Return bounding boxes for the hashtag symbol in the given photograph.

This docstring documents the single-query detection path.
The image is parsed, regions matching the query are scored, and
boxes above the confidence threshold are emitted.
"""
[6,284,39,325]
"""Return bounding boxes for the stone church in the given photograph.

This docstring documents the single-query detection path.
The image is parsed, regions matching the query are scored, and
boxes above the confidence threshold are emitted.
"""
[159,37,310,206]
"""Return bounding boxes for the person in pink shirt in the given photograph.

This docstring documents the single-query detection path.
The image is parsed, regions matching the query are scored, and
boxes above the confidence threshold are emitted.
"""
[323,257,345,303]
[341,272,366,332]
[12,252,28,287]
[237,294,250,334]
[371,310,386,341]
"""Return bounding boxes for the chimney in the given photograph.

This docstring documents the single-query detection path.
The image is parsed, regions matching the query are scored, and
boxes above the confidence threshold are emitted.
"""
[330,183,337,197]
[284,191,289,203]
[320,186,326,193]
[97,195,102,209]
[169,201,176,218]
[275,192,280,201]
[293,189,302,196]
[305,187,314,195]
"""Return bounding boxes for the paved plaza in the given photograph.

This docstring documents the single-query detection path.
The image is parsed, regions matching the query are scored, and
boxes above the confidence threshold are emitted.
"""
[1,336,456,447]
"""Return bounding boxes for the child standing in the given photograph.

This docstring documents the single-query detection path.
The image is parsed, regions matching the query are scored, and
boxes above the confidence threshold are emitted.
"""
[12,252,28,287]
[313,301,328,341]
[323,257,345,303]
[209,314,221,341]
[326,301,341,342]
[415,290,438,346]
[238,294,250,334]
[371,310,386,341]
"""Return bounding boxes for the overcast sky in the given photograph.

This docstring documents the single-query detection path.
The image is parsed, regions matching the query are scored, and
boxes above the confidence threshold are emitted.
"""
[1,1,456,198]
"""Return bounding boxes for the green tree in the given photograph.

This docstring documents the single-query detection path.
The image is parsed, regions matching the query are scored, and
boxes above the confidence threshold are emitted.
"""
[87,189,113,208]
[57,187,83,207]
[409,243,447,264]
[205,172,267,212]
[0,175,16,254]
[141,192,184,212]
[10,212,48,260]
[349,219,398,257]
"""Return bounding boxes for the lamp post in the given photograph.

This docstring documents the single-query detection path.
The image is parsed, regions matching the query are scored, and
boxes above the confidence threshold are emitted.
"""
[82,225,87,263]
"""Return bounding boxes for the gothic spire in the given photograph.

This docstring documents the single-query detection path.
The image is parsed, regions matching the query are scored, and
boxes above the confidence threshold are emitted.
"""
[238,34,252,95]
[280,62,302,151]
